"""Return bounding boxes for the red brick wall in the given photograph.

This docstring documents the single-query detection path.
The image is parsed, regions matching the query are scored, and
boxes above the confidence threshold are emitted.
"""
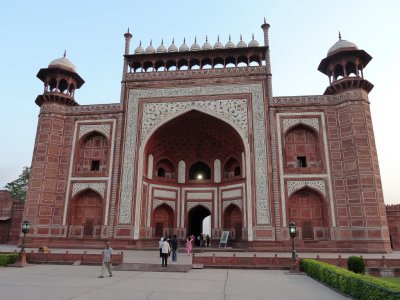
[25,109,74,234]
[327,99,389,248]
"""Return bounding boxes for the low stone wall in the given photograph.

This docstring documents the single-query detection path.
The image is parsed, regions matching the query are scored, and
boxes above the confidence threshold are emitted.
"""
[1,250,123,265]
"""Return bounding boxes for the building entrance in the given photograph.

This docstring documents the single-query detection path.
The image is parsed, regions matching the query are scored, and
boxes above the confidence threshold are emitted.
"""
[188,206,210,245]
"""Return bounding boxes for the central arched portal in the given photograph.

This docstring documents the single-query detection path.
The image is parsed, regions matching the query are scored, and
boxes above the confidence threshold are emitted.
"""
[188,206,211,244]
[143,109,247,241]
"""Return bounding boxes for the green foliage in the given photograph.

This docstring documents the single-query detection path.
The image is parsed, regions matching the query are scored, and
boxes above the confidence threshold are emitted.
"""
[301,259,400,300]
[347,256,366,274]
[0,254,18,266]
[4,166,30,202]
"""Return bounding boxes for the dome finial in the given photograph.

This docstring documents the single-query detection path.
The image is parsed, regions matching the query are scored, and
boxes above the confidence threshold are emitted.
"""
[229,34,231,41]
[217,35,220,42]
[195,36,197,43]
[139,40,142,46]
[63,50,66,58]
[172,38,175,44]
[240,34,243,41]
[161,39,164,45]
[338,31,342,40]
[127,27,130,33]
[264,17,266,24]
[184,37,186,44]
[150,39,152,46]
[206,35,208,42]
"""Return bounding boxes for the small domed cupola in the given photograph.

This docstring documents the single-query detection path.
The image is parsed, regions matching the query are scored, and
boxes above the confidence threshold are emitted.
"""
[134,41,144,54]
[318,32,373,95]
[36,51,84,107]
[236,35,247,48]
[225,35,235,49]
[190,37,201,51]
[168,38,178,53]
[202,36,212,50]
[157,39,167,53]
[248,34,259,47]
[179,38,189,52]
[145,40,155,54]
[213,35,224,49]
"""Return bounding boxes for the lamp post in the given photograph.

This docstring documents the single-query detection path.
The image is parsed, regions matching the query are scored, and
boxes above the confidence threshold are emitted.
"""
[21,220,30,253]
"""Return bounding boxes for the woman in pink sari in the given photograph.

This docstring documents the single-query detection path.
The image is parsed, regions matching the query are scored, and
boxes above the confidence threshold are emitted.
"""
[186,236,193,255]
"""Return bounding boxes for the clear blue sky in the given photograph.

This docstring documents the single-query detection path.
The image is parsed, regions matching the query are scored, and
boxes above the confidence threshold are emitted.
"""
[1,0,399,204]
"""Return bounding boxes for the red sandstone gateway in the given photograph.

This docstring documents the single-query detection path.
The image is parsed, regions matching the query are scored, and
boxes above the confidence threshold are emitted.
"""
[23,21,391,252]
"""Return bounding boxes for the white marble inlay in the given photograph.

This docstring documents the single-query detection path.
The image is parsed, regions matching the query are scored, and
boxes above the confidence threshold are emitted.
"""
[287,180,326,197]
[282,118,319,133]
[79,124,111,139]
[154,189,176,199]
[222,189,242,199]
[72,182,105,198]
[187,192,213,200]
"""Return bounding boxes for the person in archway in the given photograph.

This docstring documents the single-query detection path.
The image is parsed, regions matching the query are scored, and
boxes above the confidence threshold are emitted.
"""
[186,235,193,255]
[161,237,171,267]
[171,234,178,262]
[206,234,211,247]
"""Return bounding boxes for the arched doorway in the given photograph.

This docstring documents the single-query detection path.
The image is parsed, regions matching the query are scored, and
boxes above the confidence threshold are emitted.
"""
[288,188,328,240]
[69,190,103,237]
[188,205,211,245]
[223,204,242,240]
[153,204,174,238]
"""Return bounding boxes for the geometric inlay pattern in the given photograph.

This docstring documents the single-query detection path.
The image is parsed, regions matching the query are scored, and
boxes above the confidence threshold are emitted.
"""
[153,199,176,211]
[78,124,111,140]
[287,180,326,197]
[187,201,212,212]
[142,99,248,141]
[223,199,242,211]
[71,182,106,198]
[282,118,319,133]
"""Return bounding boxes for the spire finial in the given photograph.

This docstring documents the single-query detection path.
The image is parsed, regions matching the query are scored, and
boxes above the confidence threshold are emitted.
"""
[184,37,186,44]
[150,39,152,46]
[206,35,208,42]
[139,40,141,46]
[252,33,255,40]
[161,39,164,45]
[264,17,266,24]
[229,34,231,41]
[240,34,243,41]
[127,27,130,33]
[339,31,342,40]
[63,50,66,58]
[217,35,220,42]
[172,38,175,44]
[195,36,197,43]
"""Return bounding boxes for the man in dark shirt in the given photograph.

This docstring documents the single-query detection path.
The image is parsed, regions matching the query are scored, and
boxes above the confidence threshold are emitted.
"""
[171,234,178,262]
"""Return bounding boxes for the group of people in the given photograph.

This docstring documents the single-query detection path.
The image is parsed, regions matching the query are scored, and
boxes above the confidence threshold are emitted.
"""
[158,235,178,267]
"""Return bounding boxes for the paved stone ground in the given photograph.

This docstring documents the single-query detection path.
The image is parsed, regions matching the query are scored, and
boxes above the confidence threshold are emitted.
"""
[0,264,349,300]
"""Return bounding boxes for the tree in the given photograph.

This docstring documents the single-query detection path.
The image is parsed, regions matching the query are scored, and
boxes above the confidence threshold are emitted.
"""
[4,166,31,202]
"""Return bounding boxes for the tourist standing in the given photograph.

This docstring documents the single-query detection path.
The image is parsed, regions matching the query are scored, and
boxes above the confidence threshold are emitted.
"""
[159,237,163,257]
[206,234,211,247]
[161,237,171,267]
[99,241,113,278]
[186,236,193,255]
[171,234,178,262]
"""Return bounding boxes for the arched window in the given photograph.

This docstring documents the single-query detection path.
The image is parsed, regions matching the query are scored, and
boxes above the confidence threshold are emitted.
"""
[284,125,322,172]
[223,157,241,179]
[155,158,175,179]
[75,132,109,175]
[189,161,211,180]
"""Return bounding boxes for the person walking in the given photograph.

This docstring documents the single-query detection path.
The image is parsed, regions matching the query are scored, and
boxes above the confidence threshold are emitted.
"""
[98,241,113,278]
[161,237,171,267]
[171,234,178,262]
